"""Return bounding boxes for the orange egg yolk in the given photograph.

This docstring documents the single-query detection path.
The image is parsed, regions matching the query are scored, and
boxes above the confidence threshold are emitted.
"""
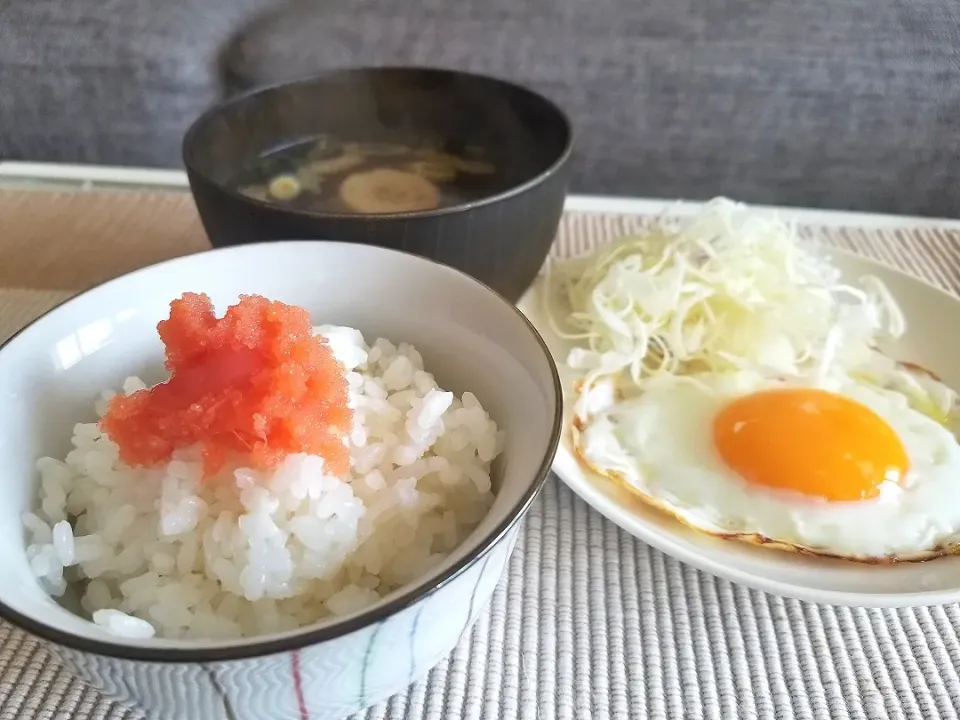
[712,388,909,501]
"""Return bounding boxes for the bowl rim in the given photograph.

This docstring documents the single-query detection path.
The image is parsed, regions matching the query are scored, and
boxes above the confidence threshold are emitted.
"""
[0,240,563,662]
[182,64,575,221]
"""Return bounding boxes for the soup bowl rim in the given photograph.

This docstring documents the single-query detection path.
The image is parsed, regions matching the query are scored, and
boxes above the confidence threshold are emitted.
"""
[181,65,575,221]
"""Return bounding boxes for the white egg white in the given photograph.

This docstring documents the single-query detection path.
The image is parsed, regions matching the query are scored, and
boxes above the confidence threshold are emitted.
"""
[574,370,960,561]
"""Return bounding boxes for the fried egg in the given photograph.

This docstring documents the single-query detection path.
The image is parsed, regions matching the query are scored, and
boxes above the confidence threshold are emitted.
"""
[574,370,960,561]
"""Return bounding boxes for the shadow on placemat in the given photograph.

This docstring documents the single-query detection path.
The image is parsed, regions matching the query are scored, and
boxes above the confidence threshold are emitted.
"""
[0,289,74,344]
[0,189,210,291]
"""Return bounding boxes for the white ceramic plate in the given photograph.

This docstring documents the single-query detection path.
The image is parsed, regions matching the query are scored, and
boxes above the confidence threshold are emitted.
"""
[519,249,960,607]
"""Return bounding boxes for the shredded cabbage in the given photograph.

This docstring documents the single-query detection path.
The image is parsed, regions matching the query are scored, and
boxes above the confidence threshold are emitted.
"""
[545,198,907,413]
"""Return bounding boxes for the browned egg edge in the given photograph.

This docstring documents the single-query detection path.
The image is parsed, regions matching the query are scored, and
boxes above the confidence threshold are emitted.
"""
[568,364,960,566]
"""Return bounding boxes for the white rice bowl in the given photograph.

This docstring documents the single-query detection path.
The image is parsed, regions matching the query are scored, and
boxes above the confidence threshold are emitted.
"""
[22,325,501,640]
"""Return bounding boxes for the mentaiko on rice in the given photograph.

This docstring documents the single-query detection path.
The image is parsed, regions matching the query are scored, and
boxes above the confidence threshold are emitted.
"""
[22,295,501,640]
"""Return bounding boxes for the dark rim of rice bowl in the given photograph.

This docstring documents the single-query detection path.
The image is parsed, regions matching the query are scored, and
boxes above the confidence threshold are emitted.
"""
[182,65,575,221]
[0,242,563,662]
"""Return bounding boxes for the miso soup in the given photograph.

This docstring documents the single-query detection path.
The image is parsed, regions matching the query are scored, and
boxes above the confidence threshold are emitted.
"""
[233,136,504,214]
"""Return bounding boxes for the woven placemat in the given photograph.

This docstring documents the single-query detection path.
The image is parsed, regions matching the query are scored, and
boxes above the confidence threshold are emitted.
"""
[2,188,960,720]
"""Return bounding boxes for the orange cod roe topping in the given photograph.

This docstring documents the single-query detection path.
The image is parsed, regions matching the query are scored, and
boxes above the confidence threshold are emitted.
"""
[100,293,352,478]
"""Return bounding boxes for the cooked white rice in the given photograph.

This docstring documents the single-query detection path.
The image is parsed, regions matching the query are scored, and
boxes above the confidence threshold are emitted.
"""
[24,326,501,640]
